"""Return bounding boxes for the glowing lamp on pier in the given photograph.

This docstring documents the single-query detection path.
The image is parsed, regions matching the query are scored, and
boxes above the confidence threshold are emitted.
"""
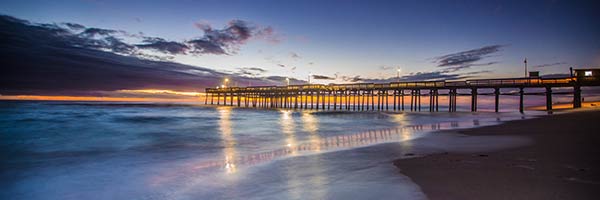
[223,78,229,88]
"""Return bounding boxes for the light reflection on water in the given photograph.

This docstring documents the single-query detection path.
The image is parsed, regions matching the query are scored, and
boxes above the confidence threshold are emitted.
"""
[173,109,531,177]
[218,106,237,174]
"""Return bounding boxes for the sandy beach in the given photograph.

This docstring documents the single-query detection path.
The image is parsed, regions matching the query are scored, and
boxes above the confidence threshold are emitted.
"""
[394,109,600,200]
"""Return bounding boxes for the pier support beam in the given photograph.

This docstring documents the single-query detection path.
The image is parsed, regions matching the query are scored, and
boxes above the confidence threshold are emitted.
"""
[519,88,524,113]
[417,90,421,111]
[385,90,389,110]
[410,90,414,111]
[429,89,433,112]
[435,89,439,112]
[573,86,582,108]
[494,88,500,112]
[471,88,478,112]
[448,89,453,112]
[371,91,375,111]
[401,90,404,111]
[393,90,397,110]
[546,87,552,112]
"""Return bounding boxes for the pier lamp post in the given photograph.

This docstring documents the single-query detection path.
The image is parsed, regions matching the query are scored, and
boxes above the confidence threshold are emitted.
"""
[524,58,528,77]
[396,67,402,82]
[286,77,290,86]
[224,78,229,88]
[308,73,312,84]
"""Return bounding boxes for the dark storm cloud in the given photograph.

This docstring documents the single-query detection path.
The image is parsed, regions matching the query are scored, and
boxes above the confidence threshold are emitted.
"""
[312,75,335,80]
[532,62,567,68]
[0,15,290,95]
[434,45,503,69]
[1,15,277,59]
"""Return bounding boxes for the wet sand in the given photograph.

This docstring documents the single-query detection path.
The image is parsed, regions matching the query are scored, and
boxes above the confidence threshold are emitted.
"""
[394,110,600,200]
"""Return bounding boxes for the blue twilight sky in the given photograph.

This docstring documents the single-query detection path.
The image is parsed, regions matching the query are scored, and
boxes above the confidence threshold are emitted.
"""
[1,0,599,87]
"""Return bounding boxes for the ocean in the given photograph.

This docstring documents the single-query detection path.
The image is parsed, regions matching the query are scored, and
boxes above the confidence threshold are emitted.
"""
[0,101,547,199]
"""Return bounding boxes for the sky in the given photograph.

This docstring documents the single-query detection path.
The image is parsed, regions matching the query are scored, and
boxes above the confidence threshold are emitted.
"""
[0,0,599,98]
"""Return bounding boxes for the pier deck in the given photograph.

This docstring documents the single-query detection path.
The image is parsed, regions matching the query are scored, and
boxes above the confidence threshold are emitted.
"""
[205,76,600,112]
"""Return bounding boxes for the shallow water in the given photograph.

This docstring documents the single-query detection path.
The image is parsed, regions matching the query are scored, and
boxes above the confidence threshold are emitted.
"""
[0,101,543,199]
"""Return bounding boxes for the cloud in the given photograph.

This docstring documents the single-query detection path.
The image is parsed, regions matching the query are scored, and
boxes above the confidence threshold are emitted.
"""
[189,19,279,55]
[341,75,363,82]
[137,37,189,54]
[434,45,503,69]
[255,26,280,43]
[237,67,267,76]
[290,52,300,59]
[312,75,335,80]
[0,15,299,96]
[0,15,278,60]
[379,66,394,70]
[532,62,567,68]
[339,69,491,83]
[62,22,85,30]
[79,27,119,37]
[541,73,570,78]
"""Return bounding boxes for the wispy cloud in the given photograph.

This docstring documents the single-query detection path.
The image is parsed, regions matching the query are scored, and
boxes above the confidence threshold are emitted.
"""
[290,52,301,59]
[236,67,267,76]
[312,74,335,80]
[532,62,567,68]
[434,45,503,70]
[379,66,394,70]
[340,69,491,83]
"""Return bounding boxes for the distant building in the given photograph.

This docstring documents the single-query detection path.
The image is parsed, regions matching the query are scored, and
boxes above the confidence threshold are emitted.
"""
[574,68,600,78]
[529,71,540,77]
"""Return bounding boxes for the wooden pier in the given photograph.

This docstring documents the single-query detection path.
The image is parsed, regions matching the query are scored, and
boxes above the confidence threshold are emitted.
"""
[205,76,600,112]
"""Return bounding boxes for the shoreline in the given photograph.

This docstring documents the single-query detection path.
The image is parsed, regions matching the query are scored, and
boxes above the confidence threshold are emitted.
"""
[393,109,600,200]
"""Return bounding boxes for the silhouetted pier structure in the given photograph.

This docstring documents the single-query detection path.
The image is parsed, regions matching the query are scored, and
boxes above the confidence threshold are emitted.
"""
[205,76,600,112]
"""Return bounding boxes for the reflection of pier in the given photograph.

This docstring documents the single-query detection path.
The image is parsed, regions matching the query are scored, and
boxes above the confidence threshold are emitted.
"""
[205,76,600,112]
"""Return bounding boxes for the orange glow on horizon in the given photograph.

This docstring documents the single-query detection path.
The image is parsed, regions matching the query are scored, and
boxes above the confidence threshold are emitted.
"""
[117,89,204,96]
[0,95,202,102]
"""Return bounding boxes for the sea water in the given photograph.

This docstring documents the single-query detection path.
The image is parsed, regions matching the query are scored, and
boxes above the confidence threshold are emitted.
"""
[0,101,543,200]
